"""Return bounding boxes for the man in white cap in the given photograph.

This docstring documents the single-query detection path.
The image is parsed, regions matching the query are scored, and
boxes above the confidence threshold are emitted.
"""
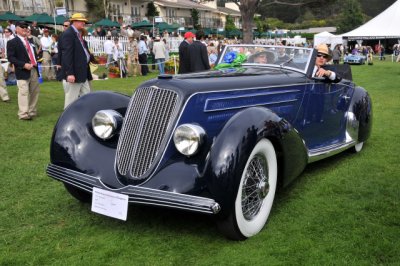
[59,13,92,109]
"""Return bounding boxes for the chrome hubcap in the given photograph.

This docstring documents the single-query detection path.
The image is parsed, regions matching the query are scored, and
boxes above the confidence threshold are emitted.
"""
[258,181,270,198]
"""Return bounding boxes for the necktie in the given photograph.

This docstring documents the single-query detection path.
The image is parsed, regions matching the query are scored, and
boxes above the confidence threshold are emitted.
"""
[77,32,90,62]
[77,32,86,49]
[24,38,36,66]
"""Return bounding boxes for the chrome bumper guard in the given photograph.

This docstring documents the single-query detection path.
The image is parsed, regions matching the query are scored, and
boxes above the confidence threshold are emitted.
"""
[47,164,221,214]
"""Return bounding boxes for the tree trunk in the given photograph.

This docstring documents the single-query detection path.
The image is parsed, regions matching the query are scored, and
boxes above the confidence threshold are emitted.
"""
[239,0,259,44]
[241,12,254,44]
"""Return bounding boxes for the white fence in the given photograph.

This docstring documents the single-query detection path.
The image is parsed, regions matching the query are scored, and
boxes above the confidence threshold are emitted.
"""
[84,36,183,55]
[0,34,183,56]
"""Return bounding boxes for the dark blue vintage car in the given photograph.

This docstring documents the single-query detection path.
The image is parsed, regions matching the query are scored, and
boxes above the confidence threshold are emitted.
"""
[47,45,372,240]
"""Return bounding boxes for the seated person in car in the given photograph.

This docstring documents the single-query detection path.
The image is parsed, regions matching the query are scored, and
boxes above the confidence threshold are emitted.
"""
[313,44,341,82]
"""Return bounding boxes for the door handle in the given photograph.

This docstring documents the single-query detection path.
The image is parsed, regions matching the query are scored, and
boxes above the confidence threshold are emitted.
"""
[342,96,350,101]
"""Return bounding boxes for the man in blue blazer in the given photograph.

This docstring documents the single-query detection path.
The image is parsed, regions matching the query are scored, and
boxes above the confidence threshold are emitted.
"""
[188,30,210,73]
[59,13,92,109]
[7,21,40,120]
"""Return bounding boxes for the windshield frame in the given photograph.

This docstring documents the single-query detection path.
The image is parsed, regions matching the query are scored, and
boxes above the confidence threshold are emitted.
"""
[217,44,314,74]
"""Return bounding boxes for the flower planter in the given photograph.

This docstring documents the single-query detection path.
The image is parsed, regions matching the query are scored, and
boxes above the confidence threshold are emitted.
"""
[108,73,120,78]
[97,56,107,65]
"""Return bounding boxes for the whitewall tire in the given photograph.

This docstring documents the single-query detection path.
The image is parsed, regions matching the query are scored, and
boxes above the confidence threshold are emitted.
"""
[218,138,278,240]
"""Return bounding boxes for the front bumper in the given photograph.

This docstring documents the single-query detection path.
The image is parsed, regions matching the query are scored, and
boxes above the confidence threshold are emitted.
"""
[47,164,220,214]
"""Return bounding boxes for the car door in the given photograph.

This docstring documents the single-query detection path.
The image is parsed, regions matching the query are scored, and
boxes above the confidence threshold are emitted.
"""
[294,79,354,150]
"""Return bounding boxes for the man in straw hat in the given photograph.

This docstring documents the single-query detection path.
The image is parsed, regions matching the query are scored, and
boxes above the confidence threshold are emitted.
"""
[59,13,92,109]
[313,44,341,82]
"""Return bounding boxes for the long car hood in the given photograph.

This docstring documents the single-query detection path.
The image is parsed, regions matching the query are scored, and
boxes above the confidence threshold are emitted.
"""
[139,66,307,95]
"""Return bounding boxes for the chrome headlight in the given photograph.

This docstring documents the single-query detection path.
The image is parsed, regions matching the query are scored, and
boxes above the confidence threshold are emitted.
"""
[173,124,206,156]
[92,110,123,140]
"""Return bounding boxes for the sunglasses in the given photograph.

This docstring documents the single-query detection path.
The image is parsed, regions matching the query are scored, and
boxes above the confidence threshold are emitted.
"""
[63,25,69,27]
[317,53,329,59]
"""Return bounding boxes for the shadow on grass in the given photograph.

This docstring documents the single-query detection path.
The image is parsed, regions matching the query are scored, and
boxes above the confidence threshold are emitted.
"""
[58,192,225,241]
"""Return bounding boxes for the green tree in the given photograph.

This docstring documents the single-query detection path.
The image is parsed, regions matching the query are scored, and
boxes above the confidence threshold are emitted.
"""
[85,0,109,21]
[337,0,364,33]
[216,0,336,44]
[146,2,160,18]
[191,9,201,30]
[225,15,237,32]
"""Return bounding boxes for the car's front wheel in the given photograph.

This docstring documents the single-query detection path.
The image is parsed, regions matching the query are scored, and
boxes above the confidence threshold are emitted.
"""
[64,183,92,203]
[218,139,277,240]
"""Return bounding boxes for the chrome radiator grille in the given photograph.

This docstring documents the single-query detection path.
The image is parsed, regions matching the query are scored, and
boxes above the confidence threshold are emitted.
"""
[116,87,179,179]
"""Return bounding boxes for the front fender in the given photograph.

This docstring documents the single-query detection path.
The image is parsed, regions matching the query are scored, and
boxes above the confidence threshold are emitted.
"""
[50,91,130,188]
[204,107,307,217]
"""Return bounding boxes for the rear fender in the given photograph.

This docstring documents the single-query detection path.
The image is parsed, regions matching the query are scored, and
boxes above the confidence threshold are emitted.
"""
[349,86,373,142]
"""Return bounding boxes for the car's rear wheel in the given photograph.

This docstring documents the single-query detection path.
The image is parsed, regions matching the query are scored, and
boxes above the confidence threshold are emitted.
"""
[64,183,92,203]
[217,139,277,240]
[352,141,364,153]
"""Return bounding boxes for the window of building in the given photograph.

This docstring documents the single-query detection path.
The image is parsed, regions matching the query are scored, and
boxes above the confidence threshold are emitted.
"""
[111,3,121,21]
[2,0,8,10]
[21,0,45,12]
[131,5,140,16]
[12,0,20,10]
[166,8,175,18]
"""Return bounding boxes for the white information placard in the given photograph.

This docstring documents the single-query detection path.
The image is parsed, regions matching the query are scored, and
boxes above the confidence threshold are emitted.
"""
[91,187,128,221]
[56,8,67,16]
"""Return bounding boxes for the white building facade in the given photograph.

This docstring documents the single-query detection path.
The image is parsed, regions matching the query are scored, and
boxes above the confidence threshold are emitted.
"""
[0,0,241,30]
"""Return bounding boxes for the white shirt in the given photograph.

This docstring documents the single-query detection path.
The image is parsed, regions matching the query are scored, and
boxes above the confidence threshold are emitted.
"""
[4,35,14,58]
[112,42,123,61]
[104,40,113,54]
[127,28,134,37]
[152,41,166,59]
[312,65,336,81]
[9,24,16,33]
[40,35,52,51]
[138,40,148,55]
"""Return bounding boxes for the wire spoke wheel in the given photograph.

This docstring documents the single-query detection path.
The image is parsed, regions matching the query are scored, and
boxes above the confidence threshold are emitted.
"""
[241,155,269,220]
[217,139,277,240]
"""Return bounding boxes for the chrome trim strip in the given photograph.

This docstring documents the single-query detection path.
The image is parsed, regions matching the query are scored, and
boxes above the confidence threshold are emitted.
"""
[47,164,220,214]
[204,99,299,113]
[307,140,356,163]
[204,89,301,112]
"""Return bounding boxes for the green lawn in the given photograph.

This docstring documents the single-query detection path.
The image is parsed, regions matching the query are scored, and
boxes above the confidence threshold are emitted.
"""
[0,62,399,265]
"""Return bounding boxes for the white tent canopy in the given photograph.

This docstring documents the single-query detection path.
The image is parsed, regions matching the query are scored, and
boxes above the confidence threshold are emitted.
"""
[342,0,400,40]
[313,31,343,48]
